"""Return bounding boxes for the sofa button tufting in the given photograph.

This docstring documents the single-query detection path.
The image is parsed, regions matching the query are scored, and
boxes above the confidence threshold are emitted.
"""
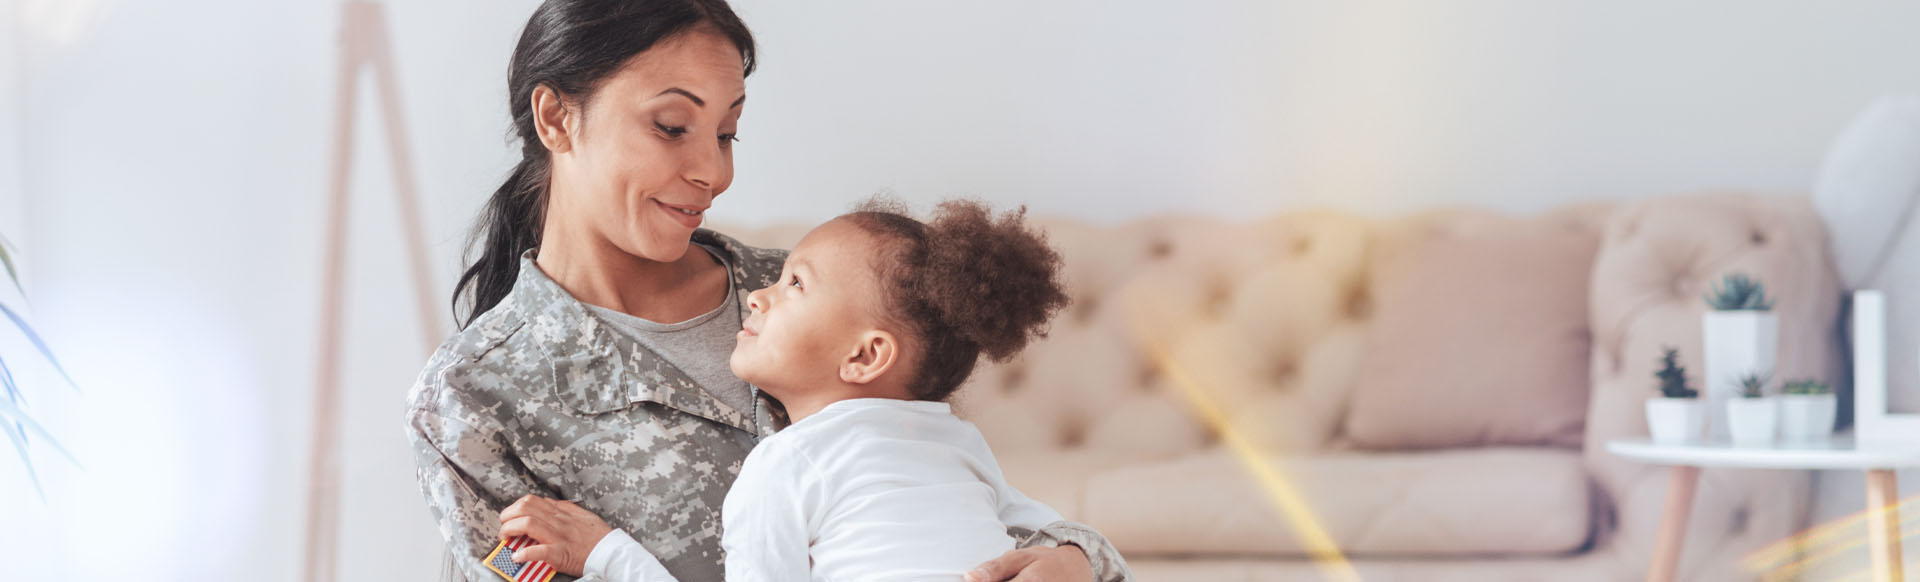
[1001,363,1027,394]
[1148,239,1173,259]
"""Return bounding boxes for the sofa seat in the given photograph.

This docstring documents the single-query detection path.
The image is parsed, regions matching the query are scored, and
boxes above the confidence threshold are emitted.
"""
[1002,447,1592,558]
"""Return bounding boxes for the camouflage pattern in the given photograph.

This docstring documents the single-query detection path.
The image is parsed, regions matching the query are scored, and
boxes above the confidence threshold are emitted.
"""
[407,228,1130,582]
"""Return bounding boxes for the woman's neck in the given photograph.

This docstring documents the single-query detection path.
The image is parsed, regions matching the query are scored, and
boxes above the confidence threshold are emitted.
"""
[534,222,719,322]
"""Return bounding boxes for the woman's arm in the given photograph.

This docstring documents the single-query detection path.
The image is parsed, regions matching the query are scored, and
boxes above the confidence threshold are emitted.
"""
[408,404,557,582]
[961,427,1132,582]
[978,488,1132,582]
[966,524,1130,582]
[498,495,681,582]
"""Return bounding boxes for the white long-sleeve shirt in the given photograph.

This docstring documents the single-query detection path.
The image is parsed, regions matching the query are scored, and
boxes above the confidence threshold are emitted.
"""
[581,398,1067,582]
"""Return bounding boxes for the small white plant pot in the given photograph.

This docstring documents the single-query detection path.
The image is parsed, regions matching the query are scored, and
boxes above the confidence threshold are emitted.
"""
[1646,398,1704,444]
[1727,397,1778,446]
[1702,311,1778,439]
[1779,394,1837,441]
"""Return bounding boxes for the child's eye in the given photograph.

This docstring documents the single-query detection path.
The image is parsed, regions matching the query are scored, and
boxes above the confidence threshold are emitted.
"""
[788,274,803,289]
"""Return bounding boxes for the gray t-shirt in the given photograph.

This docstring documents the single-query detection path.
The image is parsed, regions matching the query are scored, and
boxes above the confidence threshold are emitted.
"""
[585,244,755,417]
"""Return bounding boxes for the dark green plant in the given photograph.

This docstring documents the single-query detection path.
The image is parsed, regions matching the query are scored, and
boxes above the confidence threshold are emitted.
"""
[1783,379,1832,396]
[1653,346,1697,399]
[0,235,79,500]
[1735,371,1772,399]
[1703,272,1775,311]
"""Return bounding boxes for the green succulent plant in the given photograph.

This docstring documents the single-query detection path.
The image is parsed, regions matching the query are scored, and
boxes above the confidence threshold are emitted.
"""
[1783,379,1832,396]
[1735,371,1772,399]
[1653,346,1697,399]
[1703,272,1775,311]
[0,235,79,500]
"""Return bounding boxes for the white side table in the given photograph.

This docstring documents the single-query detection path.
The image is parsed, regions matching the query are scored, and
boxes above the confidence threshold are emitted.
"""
[1607,436,1920,582]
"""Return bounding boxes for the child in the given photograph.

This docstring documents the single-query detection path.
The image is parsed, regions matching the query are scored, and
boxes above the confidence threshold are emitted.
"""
[507,198,1106,581]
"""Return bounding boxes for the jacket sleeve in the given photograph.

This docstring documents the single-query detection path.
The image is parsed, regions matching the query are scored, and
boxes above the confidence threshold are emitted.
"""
[409,392,565,582]
[1016,521,1133,582]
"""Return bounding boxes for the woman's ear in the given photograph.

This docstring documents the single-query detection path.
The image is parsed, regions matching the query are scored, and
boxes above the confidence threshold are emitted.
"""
[530,84,576,154]
[840,330,899,386]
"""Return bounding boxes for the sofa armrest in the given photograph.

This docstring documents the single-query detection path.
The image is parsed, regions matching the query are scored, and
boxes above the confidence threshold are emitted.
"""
[1583,193,1844,580]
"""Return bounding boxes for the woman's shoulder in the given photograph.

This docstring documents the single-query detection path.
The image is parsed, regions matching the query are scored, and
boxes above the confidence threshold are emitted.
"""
[694,228,788,288]
[407,275,567,417]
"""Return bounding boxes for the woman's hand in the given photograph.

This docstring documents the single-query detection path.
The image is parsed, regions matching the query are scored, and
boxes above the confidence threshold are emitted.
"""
[965,544,1094,582]
[498,494,615,577]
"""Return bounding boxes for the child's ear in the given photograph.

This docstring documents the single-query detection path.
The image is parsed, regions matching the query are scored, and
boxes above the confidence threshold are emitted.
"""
[840,330,899,386]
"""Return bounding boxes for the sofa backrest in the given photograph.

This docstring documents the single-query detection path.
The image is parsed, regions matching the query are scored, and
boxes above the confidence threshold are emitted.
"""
[715,202,1616,459]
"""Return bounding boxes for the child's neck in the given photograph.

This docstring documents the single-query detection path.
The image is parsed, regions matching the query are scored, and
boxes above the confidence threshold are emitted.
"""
[774,381,915,424]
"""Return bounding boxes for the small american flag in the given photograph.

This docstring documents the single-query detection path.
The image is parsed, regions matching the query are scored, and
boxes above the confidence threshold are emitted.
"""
[484,536,557,582]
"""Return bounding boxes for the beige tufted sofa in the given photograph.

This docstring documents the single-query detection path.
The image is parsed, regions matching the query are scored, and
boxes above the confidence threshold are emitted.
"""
[715,192,1845,581]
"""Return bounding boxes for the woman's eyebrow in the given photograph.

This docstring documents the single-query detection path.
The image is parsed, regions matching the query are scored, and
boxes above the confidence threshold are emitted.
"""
[654,87,747,109]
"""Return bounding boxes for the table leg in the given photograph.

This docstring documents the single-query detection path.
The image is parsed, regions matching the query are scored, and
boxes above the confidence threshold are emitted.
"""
[1649,465,1702,582]
[1866,469,1904,582]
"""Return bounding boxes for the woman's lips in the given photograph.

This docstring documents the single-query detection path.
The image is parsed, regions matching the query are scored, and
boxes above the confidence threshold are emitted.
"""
[655,199,706,229]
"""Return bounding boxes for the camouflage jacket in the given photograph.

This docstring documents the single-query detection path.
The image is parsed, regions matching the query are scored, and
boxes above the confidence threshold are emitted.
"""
[406,229,1131,582]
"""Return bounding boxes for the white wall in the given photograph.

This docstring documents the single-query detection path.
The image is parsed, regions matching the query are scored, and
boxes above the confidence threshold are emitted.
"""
[1,1,1917,580]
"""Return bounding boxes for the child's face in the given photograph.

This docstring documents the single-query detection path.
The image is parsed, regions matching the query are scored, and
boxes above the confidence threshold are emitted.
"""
[731,218,890,397]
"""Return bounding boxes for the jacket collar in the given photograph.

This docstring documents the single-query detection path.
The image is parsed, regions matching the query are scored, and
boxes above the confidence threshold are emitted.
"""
[502,228,790,436]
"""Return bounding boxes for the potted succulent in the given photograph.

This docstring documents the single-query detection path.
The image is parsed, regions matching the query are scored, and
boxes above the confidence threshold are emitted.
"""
[1701,273,1777,439]
[1646,346,1702,444]
[1726,371,1778,446]
[1779,378,1837,441]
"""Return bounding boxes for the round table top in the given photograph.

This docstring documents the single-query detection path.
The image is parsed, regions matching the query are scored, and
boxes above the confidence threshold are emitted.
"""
[1606,436,1920,469]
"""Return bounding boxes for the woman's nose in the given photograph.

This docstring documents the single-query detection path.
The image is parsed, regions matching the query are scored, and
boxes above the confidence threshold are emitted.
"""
[684,142,727,192]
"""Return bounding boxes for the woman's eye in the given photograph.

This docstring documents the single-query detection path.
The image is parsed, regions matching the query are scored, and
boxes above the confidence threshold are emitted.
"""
[655,122,688,138]
[719,133,739,148]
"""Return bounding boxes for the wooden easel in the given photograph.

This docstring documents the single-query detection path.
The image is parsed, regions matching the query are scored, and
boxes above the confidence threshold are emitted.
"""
[304,3,445,581]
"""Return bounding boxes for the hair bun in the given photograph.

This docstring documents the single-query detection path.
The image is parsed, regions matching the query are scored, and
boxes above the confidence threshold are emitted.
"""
[911,200,1068,361]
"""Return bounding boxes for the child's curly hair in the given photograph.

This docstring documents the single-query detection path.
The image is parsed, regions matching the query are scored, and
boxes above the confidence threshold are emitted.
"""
[841,197,1069,402]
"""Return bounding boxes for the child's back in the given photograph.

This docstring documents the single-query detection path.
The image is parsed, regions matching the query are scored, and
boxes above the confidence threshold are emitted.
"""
[724,398,1063,581]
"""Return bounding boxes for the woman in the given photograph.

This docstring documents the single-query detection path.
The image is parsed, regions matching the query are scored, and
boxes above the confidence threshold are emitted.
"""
[404,1,1128,581]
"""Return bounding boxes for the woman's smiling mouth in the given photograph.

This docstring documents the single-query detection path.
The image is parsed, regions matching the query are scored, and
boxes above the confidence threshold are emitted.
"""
[655,199,707,228]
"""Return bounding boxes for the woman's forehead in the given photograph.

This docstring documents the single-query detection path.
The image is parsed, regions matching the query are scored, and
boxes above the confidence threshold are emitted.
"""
[600,29,747,99]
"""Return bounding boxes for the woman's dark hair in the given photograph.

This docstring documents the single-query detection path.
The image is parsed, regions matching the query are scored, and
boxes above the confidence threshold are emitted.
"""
[842,198,1070,402]
[453,0,756,328]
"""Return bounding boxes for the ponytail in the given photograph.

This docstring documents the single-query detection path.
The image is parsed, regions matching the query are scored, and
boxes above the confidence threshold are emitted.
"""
[452,155,550,329]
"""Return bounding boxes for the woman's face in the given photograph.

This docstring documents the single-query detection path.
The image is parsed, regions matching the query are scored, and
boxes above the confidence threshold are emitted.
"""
[547,28,747,263]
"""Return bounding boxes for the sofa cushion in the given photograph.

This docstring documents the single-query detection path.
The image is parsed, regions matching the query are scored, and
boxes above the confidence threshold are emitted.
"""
[1344,213,1600,449]
[1075,448,1593,558]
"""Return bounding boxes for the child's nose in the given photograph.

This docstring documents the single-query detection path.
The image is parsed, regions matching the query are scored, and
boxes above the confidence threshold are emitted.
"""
[746,287,768,313]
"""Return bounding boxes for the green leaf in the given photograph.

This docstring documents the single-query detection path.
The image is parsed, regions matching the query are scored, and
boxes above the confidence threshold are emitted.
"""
[0,303,75,389]
[0,394,78,465]
[0,419,44,500]
[0,235,20,298]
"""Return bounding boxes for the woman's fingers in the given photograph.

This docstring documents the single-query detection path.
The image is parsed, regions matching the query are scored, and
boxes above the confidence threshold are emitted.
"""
[501,494,545,523]
[491,494,608,577]
[966,547,1041,582]
[500,515,534,541]
[514,542,554,565]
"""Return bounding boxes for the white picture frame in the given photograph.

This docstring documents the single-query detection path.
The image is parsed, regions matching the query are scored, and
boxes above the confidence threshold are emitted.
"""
[1852,290,1920,444]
